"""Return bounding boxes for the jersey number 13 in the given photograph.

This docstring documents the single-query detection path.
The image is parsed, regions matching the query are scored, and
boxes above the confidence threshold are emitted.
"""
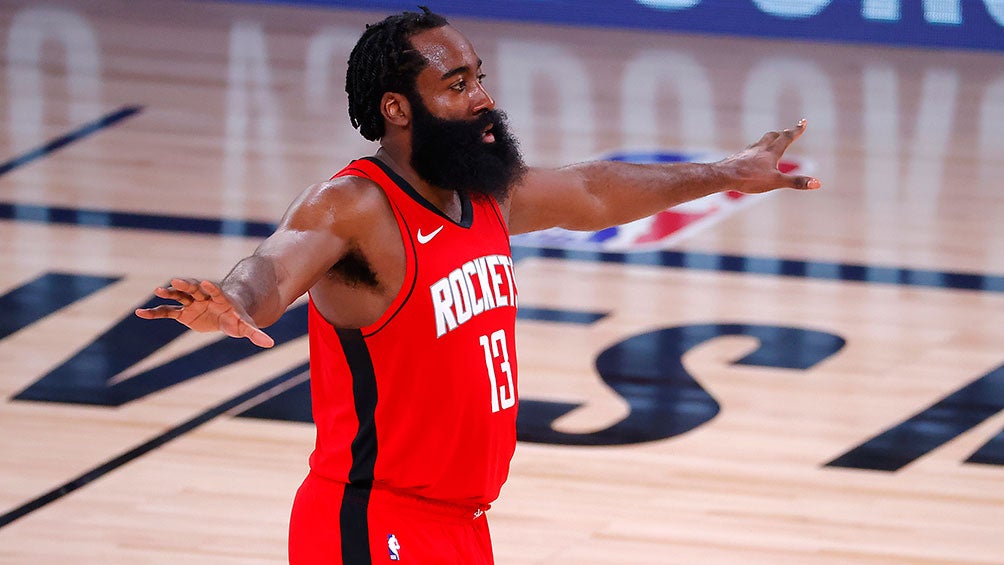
[479,329,515,413]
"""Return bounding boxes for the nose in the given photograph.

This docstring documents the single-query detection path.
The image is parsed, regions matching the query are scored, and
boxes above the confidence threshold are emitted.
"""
[471,82,496,114]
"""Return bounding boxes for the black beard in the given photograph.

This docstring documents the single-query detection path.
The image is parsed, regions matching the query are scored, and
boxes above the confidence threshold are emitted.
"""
[407,95,526,202]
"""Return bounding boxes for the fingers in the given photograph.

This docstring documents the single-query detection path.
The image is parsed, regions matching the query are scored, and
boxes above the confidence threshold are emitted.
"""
[764,119,806,148]
[134,304,182,319]
[753,119,807,149]
[135,278,216,321]
[226,318,274,348]
[780,118,807,144]
[137,299,274,347]
[775,119,807,151]
[779,119,818,189]
[199,283,272,347]
[172,277,211,301]
[153,286,195,306]
[139,272,276,349]
[247,328,275,349]
[144,278,215,308]
[750,119,818,191]
[780,173,822,190]
[218,309,275,348]
[199,280,230,305]
[150,278,220,306]
[136,278,272,347]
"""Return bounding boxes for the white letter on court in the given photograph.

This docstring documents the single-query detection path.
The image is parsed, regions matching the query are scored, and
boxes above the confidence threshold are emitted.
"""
[498,40,594,164]
[751,0,832,18]
[985,0,1004,25]
[621,49,714,150]
[864,0,965,24]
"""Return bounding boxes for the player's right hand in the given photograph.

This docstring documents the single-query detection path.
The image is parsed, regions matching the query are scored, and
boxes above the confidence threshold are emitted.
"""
[134,278,275,348]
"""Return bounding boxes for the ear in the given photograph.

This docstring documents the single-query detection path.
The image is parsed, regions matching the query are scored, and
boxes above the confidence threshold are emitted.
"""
[380,92,411,129]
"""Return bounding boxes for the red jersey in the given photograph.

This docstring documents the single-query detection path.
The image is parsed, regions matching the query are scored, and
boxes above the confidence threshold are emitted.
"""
[306,157,519,507]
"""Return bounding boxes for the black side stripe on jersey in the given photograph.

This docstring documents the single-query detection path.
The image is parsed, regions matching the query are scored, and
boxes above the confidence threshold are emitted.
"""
[337,327,379,483]
[340,483,374,564]
[336,327,378,563]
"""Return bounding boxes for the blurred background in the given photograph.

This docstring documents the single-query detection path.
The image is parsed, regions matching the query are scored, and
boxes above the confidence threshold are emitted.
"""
[1,1,1002,563]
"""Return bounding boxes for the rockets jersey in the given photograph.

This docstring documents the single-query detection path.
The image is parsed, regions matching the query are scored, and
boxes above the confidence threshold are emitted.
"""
[306,157,519,507]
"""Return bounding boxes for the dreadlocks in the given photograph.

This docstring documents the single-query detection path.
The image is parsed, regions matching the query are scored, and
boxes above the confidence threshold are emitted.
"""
[345,7,449,141]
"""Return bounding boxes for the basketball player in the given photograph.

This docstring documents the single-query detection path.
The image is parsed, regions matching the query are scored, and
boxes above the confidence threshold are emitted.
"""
[135,7,821,564]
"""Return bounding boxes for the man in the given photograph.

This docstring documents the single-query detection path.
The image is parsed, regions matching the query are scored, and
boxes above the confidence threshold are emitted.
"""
[136,7,820,564]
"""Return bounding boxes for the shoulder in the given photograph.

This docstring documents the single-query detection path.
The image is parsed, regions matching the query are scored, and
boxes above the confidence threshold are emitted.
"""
[279,172,392,234]
[305,172,387,210]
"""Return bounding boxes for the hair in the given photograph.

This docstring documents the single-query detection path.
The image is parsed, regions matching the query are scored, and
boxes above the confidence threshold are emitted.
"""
[345,7,449,141]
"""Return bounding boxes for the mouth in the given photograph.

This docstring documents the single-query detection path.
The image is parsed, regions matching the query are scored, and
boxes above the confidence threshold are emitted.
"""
[482,123,495,144]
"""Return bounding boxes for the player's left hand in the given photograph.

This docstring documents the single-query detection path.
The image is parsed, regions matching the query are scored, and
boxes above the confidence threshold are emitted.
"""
[716,119,822,194]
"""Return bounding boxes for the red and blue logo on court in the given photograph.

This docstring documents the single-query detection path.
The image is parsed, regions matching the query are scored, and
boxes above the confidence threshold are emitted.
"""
[511,150,808,251]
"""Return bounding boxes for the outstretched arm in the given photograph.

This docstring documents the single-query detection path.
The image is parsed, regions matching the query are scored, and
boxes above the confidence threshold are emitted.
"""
[505,119,821,235]
[135,176,374,347]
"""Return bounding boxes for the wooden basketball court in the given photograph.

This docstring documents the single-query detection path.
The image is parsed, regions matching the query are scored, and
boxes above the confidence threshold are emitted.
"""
[1,1,1002,563]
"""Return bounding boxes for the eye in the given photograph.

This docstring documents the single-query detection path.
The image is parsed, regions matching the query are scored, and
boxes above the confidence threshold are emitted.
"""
[450,73,486,93]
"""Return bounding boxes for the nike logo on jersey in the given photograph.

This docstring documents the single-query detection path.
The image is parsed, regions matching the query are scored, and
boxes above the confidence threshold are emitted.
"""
[417,225,444,244]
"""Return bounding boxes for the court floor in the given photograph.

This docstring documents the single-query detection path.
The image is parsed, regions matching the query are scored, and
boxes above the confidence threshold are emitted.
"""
[1,1,1002,563]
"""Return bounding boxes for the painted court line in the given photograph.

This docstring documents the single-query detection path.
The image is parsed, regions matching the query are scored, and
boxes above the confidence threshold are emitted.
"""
[0,363,309,529]
[0,106,142,177]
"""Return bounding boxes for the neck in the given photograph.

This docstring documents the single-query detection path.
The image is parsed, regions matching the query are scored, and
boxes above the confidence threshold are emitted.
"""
[374,146,463,222]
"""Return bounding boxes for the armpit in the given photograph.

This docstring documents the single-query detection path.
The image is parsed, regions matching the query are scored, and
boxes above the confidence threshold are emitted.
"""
[326,246,379,289]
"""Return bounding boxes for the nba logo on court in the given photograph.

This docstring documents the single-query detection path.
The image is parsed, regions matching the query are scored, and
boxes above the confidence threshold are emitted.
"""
[511,150,808,251]
[387,533,401,561]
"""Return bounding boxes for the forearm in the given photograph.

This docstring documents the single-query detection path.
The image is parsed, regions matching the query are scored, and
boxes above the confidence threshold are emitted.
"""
[508,120,817,236]
[220,255,288,328]
[562,160,727,231]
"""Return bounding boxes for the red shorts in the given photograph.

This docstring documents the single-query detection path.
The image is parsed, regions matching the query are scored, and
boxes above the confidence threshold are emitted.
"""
[288,472,495,564]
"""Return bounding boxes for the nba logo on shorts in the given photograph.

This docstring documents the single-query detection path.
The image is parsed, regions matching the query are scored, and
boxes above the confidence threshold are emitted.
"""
[387,533,401,560]
[510,150,809,252]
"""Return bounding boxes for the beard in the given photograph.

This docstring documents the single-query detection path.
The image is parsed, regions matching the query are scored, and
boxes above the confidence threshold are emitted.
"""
[407,94,526,202]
